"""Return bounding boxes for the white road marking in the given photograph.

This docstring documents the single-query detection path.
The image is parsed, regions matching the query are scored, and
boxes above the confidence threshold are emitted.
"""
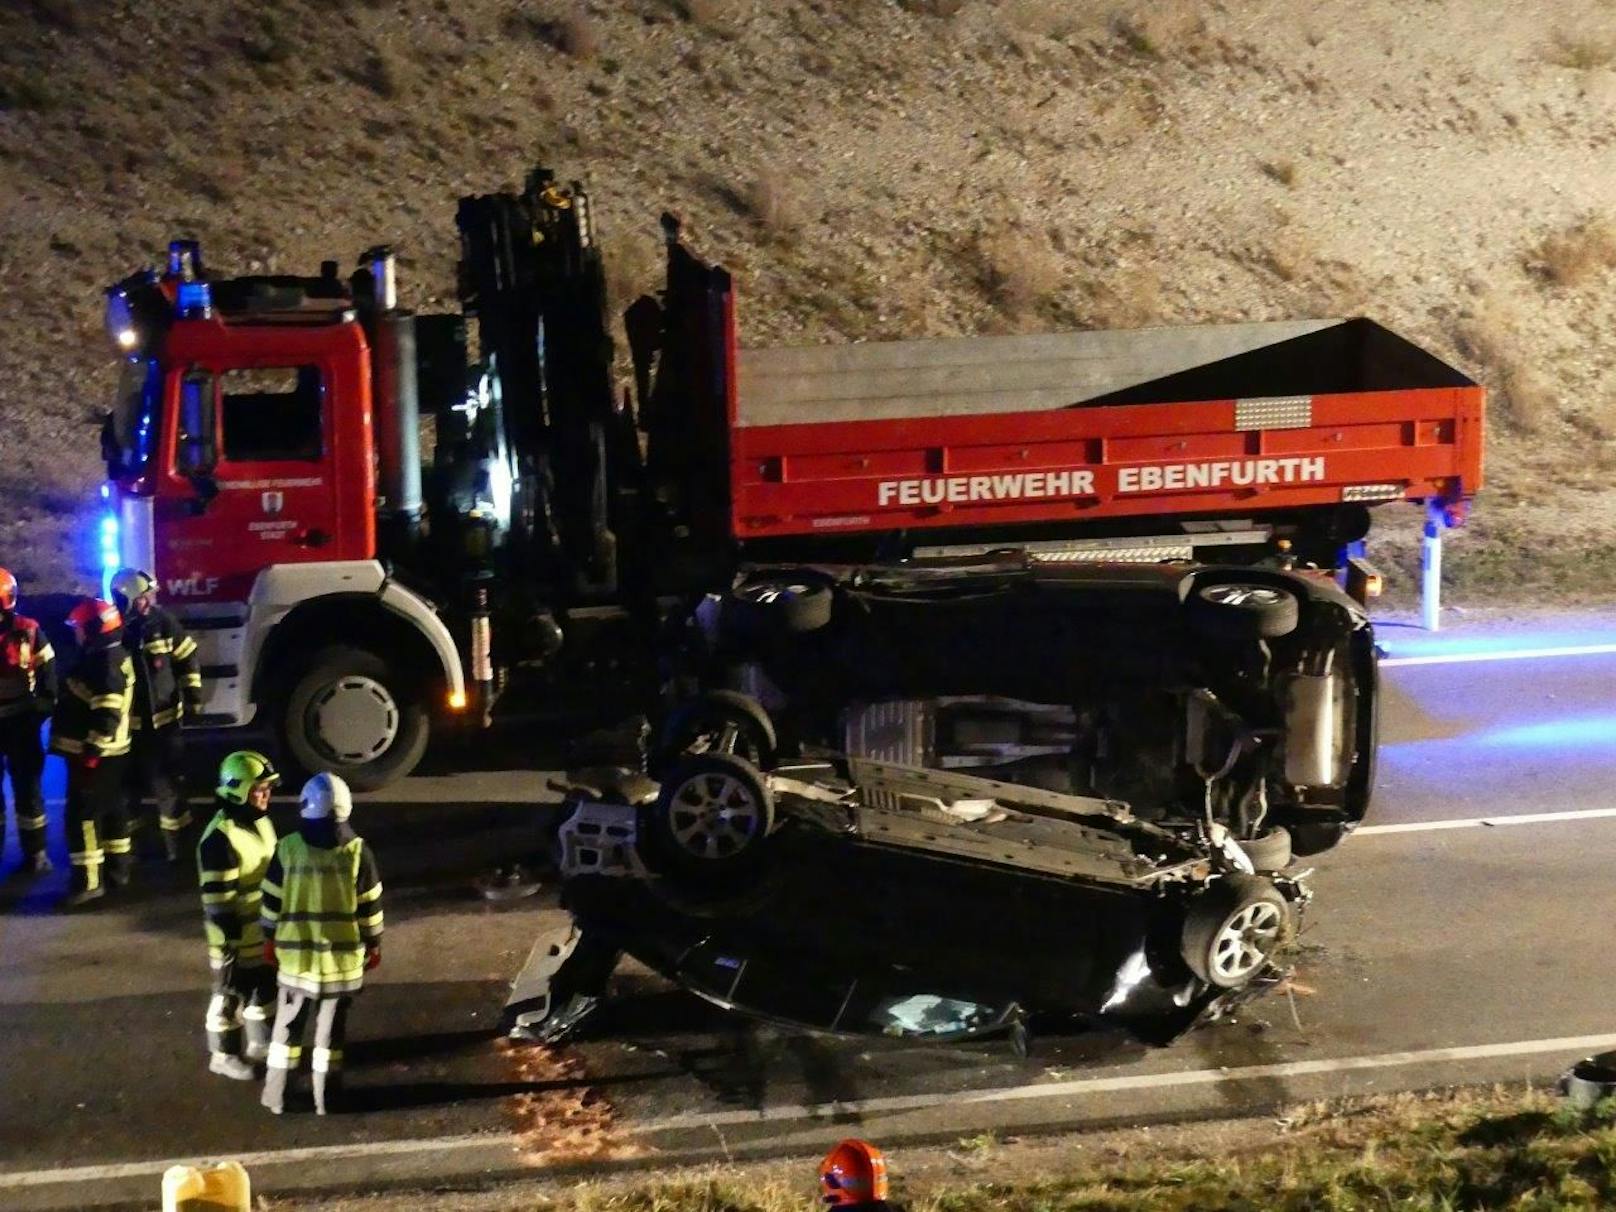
[1356,807,1616,835]
[1381,643,1616,667]
[7,1032,1616,1190]
[636,1031,1616,1131]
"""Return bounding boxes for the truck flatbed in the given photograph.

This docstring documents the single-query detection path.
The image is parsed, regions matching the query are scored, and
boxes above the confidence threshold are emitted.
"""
[731,317,1482,541]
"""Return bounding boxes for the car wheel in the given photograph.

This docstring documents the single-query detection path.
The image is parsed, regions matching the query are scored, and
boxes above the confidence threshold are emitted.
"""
[649,752,775,875]
[1186,580,1300,640]
[276,647,430,792]
[725,571,835,637]
[654,690,777,776]
[1180,875,1292,989]
[1238,825,1293,872]
[1288,819,1350,857]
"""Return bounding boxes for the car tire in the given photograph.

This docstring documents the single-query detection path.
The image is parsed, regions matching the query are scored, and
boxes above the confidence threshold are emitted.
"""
[725,571,835,637]
[1238,825,1293,872]
[1186,580,1300,640]
[654,690,778,776]
[1288,819,1351,857]
[277,646,429,792]
[648,752,775,876]
[1180,875,1292,989]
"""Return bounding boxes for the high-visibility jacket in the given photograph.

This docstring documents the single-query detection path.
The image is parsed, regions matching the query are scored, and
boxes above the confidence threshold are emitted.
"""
[197,802,278,969]
[49,636,133,758]
[123,605,201,730]
[0,612,56,721]
[260,824,384,996]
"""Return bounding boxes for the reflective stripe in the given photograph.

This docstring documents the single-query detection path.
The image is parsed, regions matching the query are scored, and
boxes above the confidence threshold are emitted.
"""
[311,1047,342,1073]
[143,639,174,655]
[173,636,198,660]
[17,812,46,831]
[242,1004,270,1022]
[160,809,194,831]
[268,835,371,992]
[32,642,54,667]
[69,850,105,866]
[88,693,123,709]
[104,837,132,855]
[265,1043,300,1069]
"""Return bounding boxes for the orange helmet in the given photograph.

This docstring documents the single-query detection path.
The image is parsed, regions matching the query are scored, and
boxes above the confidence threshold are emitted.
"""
[0,567,15,612]
[67,597,122,644]
[819,1140,888,1208]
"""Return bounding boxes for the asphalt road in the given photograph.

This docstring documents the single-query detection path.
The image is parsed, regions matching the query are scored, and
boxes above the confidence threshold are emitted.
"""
[4,612,1616,1209]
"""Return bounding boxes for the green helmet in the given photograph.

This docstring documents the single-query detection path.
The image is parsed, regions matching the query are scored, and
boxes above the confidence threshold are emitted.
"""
[217,750,280,805]
[109,567,157,613]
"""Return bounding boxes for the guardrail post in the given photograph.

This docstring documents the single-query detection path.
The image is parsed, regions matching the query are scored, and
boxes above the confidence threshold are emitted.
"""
[1420,505,1444,631]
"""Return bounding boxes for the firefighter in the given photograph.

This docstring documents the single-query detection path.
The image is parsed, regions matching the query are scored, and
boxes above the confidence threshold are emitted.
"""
[0,568,56,876]
[819,1139,893,1212]
[197,750,280,1081]
[260,772,384,1115]
[50,598,134,906]
[110,568,202,862]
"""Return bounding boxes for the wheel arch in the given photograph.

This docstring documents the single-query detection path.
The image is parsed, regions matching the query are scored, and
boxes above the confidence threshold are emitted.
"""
[243,563,463,710]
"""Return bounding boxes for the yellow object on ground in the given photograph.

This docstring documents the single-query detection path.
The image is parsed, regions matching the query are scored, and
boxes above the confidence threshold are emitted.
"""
[161,1161,250,1211]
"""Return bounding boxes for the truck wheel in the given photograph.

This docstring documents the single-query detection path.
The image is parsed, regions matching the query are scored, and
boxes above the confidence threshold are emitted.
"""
[655,690,777,775]
[1186,581,1300,640]
[1180,875,1292,989]
[648,752,775,875]
[278,647,430,792]
[726,571,834,637]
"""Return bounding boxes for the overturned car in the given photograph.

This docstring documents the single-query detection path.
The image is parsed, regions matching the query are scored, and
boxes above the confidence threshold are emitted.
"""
[673,555,1379,862]
[507,753,1312,1049]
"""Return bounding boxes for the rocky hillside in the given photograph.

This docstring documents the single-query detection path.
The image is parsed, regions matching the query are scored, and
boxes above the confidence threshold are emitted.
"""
[3,0,1614,600]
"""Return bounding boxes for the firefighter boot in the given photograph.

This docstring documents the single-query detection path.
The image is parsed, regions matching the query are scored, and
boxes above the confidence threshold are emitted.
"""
[244,1010,271,1064]
[106,851,136,889]
[29,849,52,874]
[63,865,106,908]
[209,1053,256,1081]
[162,827,185,864]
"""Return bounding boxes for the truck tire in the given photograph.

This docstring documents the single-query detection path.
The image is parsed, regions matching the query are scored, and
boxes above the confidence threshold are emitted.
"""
[725,572,835,637]
[1180,875,1292,989]
[648,752,775,876]
[654,690,778,776]
[277,646,430,792]
[1186,580,1300,640]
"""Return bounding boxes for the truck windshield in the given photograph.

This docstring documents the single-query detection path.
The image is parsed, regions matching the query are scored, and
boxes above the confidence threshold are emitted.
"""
[108,357,160,478]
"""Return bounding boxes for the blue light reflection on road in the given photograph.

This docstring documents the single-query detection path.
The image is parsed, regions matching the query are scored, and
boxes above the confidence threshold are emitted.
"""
[1377,618,1616,663]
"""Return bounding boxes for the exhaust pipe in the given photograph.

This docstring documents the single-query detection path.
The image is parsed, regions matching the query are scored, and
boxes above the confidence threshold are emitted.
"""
[361,246,424,554]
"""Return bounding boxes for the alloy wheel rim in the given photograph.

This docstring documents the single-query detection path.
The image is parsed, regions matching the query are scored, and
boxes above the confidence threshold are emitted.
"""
[1209,900,1284,983]
[668,773,762,860]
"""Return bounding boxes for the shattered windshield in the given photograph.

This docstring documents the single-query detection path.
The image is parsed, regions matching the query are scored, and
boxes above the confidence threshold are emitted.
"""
[109,357,159,478]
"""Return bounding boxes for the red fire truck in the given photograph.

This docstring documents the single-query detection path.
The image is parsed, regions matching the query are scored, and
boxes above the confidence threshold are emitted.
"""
[96,169,1482,796]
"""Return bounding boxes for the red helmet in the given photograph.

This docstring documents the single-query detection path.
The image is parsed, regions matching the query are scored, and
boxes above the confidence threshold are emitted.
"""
[0,567,15,612]
[819,1140,889,1208]
[67,598,122,644]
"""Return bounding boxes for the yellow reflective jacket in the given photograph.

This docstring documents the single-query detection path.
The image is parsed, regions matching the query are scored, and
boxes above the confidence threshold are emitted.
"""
[260,825,384,995]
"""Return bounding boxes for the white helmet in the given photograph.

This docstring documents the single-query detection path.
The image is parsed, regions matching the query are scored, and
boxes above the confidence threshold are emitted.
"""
[299,772,354,822]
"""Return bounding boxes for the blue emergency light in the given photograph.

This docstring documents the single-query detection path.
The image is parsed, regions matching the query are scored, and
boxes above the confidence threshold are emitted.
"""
[176,280,213,319]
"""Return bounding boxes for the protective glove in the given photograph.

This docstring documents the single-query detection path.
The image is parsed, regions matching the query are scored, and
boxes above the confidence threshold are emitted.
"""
[365,945,381,971]
[80,754,100,770]
[264,940,277,967]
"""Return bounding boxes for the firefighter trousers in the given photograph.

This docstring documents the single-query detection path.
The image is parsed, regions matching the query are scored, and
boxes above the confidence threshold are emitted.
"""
[0,712,47,858]
[65,756,130,895]
[127,724,190,852]
[262,988,352,1115]
[207,955,276,1060]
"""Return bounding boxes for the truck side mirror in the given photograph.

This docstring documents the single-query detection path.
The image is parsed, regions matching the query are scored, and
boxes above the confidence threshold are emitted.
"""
[176,371,218,504]
[185,473,219,516]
